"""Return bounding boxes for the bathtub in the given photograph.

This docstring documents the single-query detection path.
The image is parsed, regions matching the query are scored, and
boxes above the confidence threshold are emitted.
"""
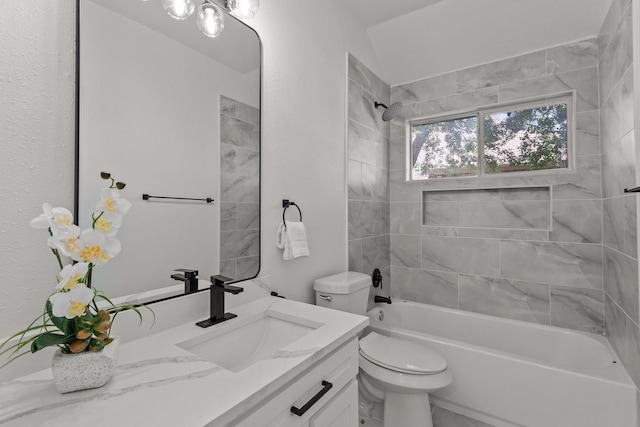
[366,300,637,427]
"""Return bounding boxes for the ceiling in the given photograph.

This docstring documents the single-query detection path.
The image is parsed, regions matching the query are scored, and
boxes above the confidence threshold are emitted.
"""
[344,0,446,27]
[346,0,613,86]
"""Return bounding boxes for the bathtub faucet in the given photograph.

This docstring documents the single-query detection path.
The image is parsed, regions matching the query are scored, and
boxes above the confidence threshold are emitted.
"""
[374,295,392,304]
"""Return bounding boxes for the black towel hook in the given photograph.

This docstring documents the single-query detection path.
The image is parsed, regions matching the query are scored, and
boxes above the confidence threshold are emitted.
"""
[282,199,302,229]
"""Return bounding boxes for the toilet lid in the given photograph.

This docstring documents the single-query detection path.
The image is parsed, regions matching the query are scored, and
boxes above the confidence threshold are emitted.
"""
[359,332,447,375]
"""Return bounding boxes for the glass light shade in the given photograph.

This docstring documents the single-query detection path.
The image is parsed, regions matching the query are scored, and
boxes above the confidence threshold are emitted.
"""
[227,0,259,19]
[162,0,195,20]
[197,3,225,38]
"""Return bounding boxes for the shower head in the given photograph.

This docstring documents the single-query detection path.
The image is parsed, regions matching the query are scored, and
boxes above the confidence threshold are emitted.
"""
[374,101,403,122]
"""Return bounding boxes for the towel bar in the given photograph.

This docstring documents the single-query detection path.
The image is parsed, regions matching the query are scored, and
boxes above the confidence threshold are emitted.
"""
[142,194,214,203]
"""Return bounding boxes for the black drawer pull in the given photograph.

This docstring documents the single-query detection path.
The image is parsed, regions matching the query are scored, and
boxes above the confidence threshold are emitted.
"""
[290,380,333,416]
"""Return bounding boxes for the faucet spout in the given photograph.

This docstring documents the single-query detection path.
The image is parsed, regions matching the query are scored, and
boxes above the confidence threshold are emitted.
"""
[196,275,244,328]
[171,269,199,294]
[374,295,392,304]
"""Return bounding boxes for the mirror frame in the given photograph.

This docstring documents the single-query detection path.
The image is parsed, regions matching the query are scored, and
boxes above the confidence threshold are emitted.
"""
[73,0,262,306]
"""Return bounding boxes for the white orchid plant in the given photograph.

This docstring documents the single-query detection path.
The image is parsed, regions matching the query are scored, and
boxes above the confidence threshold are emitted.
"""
[0,172,150,366]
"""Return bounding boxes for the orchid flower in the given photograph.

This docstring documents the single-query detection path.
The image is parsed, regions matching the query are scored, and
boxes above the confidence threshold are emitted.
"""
[48,225,82,258]
[97,188,131,217]
[49,285,94,319]
[92,212,123,237]
[55,262,89,291]
[30,203,72,230]
[49,207,75,231]
[71,229,121,266]
[0,172,154,364]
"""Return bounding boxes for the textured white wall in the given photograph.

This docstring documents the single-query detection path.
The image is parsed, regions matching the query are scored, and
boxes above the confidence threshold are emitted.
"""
[0,0,382,340]
[249,1,383,303]
[0,0,76,338]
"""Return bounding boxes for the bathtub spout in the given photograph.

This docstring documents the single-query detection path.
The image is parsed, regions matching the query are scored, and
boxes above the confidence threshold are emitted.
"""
[374,295,392,304]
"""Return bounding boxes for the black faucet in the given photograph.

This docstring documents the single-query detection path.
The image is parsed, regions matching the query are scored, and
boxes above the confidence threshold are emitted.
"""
[171,269,199,294]
[196,275,244,328]
[374,295,392,304]
[371,268,390,303]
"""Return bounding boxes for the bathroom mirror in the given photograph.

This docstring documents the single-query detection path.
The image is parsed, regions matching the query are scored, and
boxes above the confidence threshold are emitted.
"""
[76,0,261,302]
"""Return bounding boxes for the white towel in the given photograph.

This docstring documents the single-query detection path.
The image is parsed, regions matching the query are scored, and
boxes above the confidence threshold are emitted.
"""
[276,221,310,260]
[276,222,287,250]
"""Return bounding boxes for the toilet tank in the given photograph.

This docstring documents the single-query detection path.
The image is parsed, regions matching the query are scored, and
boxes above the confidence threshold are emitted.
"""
[313,272,371,315]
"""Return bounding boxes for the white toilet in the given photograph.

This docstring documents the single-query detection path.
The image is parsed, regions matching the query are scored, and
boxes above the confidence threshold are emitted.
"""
[314,272,452,427]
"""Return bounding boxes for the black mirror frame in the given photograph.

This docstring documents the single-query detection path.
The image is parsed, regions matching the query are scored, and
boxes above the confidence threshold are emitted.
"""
[73,0,262,306]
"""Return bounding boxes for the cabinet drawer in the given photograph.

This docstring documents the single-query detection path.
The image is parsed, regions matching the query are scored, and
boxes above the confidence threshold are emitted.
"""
[309,379,358,427]
[232,337,359,427]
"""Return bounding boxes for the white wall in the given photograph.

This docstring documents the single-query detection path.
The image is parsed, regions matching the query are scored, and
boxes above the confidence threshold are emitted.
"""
[0,0,76,338]
[0,0,383,340]
[243,1,384,302]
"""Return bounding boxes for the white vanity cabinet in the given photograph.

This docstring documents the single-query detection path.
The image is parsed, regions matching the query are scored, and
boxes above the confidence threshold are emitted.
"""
[232,338,360,427]
[0,297,368,427]
[308,379,358,427]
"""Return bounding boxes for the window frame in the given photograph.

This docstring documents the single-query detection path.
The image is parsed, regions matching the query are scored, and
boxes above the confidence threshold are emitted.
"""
[407,94,575,181]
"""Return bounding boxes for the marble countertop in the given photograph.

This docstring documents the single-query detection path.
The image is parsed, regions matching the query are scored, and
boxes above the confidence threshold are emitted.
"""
[0,296,368,427]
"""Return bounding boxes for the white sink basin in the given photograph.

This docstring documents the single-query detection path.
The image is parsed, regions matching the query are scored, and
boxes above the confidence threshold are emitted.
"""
[178,310,320,372]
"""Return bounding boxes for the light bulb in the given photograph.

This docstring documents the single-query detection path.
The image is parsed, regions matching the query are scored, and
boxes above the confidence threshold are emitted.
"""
[197,3,225,38]
[162,0,195,20]
[227,0,259,19]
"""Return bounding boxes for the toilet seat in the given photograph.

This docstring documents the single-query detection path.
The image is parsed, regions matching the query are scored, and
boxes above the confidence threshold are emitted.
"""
[359,332,447,375]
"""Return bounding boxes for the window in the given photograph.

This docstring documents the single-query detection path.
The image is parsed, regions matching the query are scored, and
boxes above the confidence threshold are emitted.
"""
[410,96,571,180]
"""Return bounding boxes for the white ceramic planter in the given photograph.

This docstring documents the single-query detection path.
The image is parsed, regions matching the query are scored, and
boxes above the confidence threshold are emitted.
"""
[51,338,120,393]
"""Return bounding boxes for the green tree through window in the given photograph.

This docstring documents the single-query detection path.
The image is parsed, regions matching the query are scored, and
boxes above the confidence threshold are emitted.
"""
[484,104,567,174]
[410,98,569,180]
[411,116,478,179]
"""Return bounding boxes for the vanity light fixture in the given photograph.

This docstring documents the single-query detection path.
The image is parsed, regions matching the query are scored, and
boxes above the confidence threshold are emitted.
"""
[162,0,195,20]
[153,0,257,38]
[227,0,259,19]
[197,1,225,38]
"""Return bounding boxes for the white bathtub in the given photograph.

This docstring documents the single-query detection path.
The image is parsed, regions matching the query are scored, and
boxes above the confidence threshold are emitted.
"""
[366,300,637,427]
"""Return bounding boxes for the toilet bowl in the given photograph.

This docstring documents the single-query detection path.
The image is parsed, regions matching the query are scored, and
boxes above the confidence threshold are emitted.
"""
[313,272,452,427]
[358,332,452,427]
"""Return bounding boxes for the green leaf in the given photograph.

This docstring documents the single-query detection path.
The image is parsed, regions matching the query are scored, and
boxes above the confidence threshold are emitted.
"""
[100,171,111,180]
[30,333,74,353]
[45,300,54,318]
[0,334,38,358]
[115,182,126,190]
[0,349,33,369]
[95,293,116,309]
[49,315,67,333]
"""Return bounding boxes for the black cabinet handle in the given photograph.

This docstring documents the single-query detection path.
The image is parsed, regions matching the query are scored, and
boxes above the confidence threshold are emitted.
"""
[290,380,333,416]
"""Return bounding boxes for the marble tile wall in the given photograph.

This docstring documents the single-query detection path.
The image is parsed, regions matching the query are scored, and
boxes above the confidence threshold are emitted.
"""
[423,187,551,230]
[347,54,391,304]
[389,38,606,334]
[598,0,640,391]
[219,95,260,280]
